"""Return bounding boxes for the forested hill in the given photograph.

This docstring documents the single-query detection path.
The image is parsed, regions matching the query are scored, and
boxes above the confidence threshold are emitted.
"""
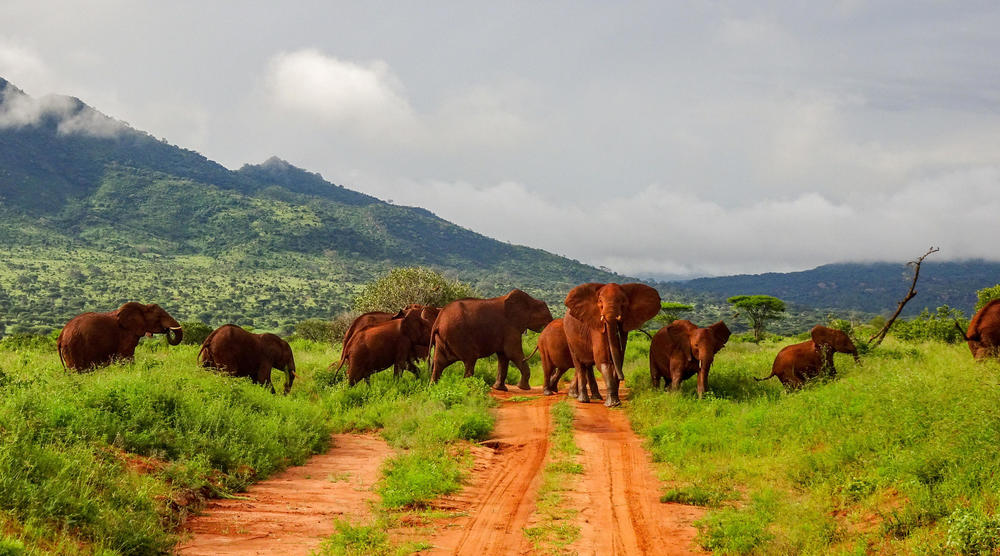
[0,77,618,333]
[674,260,1000,317]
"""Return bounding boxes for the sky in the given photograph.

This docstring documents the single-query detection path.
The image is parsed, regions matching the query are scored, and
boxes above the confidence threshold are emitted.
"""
[2,1,999,278]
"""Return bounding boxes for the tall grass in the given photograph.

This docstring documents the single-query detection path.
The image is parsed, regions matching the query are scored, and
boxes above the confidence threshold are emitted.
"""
[626,335,1000,554]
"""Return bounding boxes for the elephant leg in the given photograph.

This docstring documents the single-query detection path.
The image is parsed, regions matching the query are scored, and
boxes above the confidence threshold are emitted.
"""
[430,350,451,382]
[462,359,477,379]
[494,353,510,391]
[600,363,621,407]
[512,356,532,391]
[586,367,603,400]
[541,359,555,396]
[697,368,707,399]
[502,336,531,390]
[566,374,579,398]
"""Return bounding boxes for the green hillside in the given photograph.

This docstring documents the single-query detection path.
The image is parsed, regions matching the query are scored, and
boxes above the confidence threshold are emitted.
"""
[674,261,1000,318]
[0,77,618,333]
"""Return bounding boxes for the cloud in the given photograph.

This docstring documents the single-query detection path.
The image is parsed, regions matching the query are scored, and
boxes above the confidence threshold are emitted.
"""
[356,166,1000,277]
[0,41,50,90]
[0,86,125,137]
[262,48,532,150]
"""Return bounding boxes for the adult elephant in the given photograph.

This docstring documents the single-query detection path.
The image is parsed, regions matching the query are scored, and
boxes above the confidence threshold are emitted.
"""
[538,318,601,399]
[563,283,661,406]
[336,305,440,372]
[339,309,430,385]
[957,299,1000,359]
[756,325,860,389]
[57,302,183,371]
[199,325,295,393]
[430,289,552,390]
[650,320,731,398]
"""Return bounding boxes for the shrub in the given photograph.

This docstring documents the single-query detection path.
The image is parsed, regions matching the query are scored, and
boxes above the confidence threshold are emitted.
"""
[976,285,1000,312]
[295,319,337,343]
[946,507,1000,555]
[352,267,477,313]
[178,321,213,346]
[892,306,968,344]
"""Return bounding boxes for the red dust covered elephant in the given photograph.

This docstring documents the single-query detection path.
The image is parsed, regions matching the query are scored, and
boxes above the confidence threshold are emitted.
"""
[957,299,1000,359]
[57,302,183,371]
[756,325,859,389]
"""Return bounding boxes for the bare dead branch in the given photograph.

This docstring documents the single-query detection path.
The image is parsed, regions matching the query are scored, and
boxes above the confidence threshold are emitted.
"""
[866,246,940,348]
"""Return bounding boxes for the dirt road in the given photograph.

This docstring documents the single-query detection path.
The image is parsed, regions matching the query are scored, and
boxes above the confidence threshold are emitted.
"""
[177,433,391,556]
[570,400,704,555]
[425,391,558,555]
[423,390,703,555]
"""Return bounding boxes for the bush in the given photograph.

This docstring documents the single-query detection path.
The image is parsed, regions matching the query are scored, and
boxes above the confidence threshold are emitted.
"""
[892,306,968,344]
[946,507,1000,555]
[976,285,1000,312]
[295,319,337,343]
[179,321,213,346]
[352,267,477,313]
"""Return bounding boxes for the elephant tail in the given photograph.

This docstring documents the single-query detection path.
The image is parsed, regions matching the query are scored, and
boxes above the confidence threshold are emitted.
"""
[954,320,978,342]
[636,328,654,340]
[521,344,539,364]
[56,329,67,371]
[754,371,776,382]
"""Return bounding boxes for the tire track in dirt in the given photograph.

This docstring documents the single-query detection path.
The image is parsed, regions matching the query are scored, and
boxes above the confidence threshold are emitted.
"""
[424,391,557,555]
[570,400,705,555]
[177,433,391,556]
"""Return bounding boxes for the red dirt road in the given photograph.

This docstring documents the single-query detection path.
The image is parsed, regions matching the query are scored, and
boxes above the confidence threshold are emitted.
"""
[424,391,557,555]
[177,433,391,556]
[423,390,703,555]
[570,400,704,555]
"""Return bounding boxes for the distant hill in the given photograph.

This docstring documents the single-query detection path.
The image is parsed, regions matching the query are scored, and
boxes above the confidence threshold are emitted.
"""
[674,261,1000,317]
[0,77,619,333]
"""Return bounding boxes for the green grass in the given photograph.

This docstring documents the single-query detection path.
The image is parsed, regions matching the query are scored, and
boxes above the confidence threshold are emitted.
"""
[0,334,495,555]
[524,400,583,553]
[625,334,1000,554]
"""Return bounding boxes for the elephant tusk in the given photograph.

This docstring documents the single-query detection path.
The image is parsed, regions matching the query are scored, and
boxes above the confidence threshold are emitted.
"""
[169,326,183,331]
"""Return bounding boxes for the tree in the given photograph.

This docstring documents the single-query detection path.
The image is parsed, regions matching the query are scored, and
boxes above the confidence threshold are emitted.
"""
[352,267,478,313]
[652,301,694,327]
[976,284,1000,312]
[727,295,786,341]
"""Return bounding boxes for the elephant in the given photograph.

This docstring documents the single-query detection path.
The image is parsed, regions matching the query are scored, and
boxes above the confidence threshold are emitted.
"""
[537,318,602,399]
[563,282,661,407]
[430,289,553,390]
[336,305,440,373]
[339,308,431,386]
[957,299,1000,359]
[756,325,860,389]
[649,320,731,398]
[199,324,296,394]
[57,302,183,371]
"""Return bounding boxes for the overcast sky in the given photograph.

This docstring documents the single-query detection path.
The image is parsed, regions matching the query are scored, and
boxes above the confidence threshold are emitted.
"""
[2,1,999,277]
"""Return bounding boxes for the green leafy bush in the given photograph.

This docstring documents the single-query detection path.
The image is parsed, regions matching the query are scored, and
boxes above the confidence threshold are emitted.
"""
[892,306,968,343]
[295,319,337,343]
[946,507,1000,555]
[976,284,1000,312]
[178,321,213,346]
[352,267,477,313]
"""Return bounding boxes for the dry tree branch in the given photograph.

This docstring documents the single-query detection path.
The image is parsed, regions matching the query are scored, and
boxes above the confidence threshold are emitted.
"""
[866,246,940,348]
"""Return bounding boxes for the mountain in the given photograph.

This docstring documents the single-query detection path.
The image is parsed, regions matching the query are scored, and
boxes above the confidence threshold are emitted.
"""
[0,77,620,333]
[673,261,1000,317]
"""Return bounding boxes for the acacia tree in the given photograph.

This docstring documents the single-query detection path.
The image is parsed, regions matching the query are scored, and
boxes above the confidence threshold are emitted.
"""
[352,267,478,313]
[653,301,694,326]
[727,295,786,341]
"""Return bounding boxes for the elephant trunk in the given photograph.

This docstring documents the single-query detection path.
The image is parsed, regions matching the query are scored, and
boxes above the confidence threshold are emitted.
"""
[166,326,183,346]
[605,320,626,381]
[284,365,296,395]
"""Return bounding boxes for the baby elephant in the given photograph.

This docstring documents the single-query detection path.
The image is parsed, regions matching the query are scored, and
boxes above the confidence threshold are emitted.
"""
[199,324,296,394]
[649,320,731,398]
[756,325,860,389]
[338,309,431,386]
[537,318,601,399]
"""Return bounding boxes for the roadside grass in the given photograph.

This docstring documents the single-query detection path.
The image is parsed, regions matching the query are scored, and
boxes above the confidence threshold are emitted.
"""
[626,335,1000,554]
[0,334,496,555]
[524,399,583,554]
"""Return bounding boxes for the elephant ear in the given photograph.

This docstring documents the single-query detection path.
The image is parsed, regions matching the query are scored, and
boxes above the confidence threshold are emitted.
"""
[810,325,839,348]
[401,311,425,343]
[564,283,604,329]
[708,321,732,349]
[621,283,661,332]
[420,306,440,324]
[116,302,147,335]
[503,289,535,329]
[666,320,697,352]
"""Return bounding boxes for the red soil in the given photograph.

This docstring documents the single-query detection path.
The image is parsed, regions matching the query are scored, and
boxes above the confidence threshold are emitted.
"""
[176,433,392,556]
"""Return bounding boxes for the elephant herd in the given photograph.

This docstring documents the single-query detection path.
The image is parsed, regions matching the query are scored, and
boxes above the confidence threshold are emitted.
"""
[54,292,1000,401]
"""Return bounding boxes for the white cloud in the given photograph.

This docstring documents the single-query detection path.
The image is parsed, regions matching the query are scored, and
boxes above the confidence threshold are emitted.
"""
[0,87,125,137]
[262,49,532,150]
[0,41,49,91]
[356,166,1000,277]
